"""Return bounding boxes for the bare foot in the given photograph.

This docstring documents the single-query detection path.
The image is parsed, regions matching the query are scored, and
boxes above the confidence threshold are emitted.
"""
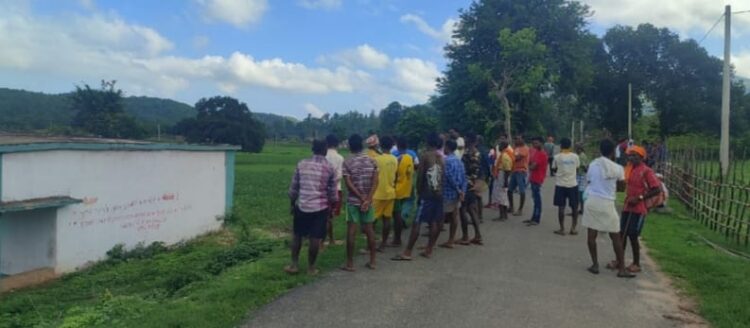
[340,265,356,272]
[438,242,454,249]
[284,265,299,275]
[365,262,376,270]
[419,251,432,259]
[553,230,566,236]
[587,265,600,275]
[308,268,320,276]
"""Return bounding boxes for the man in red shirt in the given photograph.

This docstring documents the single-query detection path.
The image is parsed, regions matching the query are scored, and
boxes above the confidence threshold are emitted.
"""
[611,145,661,274]
[526,137,548,226]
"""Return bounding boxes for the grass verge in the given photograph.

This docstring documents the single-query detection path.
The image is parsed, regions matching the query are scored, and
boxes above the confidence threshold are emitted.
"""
[642,201,750,328]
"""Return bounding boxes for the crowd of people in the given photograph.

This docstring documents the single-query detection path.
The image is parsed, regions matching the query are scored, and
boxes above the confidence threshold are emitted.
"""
[285,130,666,279]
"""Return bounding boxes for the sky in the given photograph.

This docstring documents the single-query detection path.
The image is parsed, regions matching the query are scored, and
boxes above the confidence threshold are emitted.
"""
[1,0,749,119]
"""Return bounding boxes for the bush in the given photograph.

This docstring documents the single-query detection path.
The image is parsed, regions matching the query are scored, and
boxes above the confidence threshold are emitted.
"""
[105,242,168,264]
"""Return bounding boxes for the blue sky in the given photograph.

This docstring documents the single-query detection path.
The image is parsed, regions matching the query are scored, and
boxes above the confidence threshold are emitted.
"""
[1,0,749,119]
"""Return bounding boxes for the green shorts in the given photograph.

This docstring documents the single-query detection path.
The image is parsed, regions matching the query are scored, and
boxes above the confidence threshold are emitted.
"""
[394,198,407,215]
[346,204,375,225]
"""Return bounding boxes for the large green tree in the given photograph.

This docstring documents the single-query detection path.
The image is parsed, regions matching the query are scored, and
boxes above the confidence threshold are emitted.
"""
[174,96,266,152]
[435,0,594,138]
[70,80,144,139]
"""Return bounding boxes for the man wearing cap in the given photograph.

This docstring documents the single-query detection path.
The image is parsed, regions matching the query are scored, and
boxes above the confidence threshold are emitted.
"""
[609,145,661,275]
[366,134,381,159]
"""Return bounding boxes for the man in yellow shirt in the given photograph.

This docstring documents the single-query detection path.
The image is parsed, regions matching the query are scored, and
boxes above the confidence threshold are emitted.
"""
[391,137,414,246]
[373,136,398,252]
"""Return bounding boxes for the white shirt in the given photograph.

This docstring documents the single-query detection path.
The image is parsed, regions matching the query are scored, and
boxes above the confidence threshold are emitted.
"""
[326,148,344,191]
[553,152,580,188]
[455,137,465,158]
[585,157,624,201]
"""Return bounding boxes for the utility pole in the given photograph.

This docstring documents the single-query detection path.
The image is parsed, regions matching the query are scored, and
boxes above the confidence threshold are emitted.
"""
[628,83,633,142]
[720,5,731,176]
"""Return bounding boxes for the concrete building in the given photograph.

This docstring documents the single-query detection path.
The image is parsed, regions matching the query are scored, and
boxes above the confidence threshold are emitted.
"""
[0,135,238,290]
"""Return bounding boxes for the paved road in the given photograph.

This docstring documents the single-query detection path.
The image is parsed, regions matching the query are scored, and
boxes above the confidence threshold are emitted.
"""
[244,180,697,328]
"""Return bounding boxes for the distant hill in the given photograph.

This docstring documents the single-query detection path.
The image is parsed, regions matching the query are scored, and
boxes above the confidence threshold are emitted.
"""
[0,88,195,131]
[0,88,297,135]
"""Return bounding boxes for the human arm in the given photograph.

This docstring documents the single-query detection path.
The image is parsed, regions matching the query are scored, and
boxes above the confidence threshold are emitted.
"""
[288,166,300,213]
[363,168,379,211]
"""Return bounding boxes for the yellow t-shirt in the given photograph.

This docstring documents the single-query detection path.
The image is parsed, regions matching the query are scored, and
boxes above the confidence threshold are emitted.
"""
[395,153,414,199]
[373,153,398,200]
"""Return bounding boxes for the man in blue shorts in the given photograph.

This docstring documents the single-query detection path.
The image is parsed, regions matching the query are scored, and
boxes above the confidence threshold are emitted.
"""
[393,133,445,261]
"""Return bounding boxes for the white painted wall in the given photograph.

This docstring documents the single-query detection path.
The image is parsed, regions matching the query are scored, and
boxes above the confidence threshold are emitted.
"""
[1,150,227,273]
[0,208,56,275]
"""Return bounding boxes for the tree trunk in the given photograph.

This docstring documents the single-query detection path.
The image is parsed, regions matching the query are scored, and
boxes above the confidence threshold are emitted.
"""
[496,89,512,140]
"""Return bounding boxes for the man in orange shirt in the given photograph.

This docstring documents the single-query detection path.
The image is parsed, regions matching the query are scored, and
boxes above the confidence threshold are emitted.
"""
[508,135,530,216]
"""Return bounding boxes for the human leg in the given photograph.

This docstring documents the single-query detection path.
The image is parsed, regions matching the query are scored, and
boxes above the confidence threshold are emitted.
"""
[530,183,542,223]
[363,223,377,268]
[587,229,599,274]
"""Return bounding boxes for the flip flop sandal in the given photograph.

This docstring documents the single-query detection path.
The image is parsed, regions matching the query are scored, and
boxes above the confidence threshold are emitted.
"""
[587,266,600,275]
[617,271,636,278]
[457,240,472,246]
[438,243,455,249]
[283,266,300,275]
[364,262,376,270]
[553,230,566,236]
[470,239,484,245]
[390,255,412,261]
[626,264,642,273]
[340,266,356,272]
[605,260,619,270]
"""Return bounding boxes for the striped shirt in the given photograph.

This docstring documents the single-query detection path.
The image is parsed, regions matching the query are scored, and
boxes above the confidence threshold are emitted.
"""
[289,155,339,213]
[443,154,467,201]
[343,152,378,206]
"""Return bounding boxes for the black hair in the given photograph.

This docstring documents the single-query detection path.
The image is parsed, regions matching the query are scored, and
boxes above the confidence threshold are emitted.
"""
[325,134,339,148]
[499,140,509,149]
[600,139,615,157]
[444,139,458,153]
[531,136,544,143]
[380,136,395,151]
[560,137,572,149]
[348,134,363,153]
[312,139,327,156]
[426,132,443,149]
[465,132,477,145]
[396,136,408,150]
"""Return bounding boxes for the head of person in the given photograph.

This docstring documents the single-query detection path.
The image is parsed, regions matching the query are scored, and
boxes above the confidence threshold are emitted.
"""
[366,135,379,150]
[449,128,460,139]
[348,134,364,153]
[465,132,478,148]
[547,136,554,143]
[426,132,443,150]
[499,140,509,151]
[531,137,544,149]
[560,137,572,150]
[380,136,395,153]
[627,145,647,165]
[599,139,615,159]
[325,134,339,149]
[397,136,408,151]
[444,138,458,155]
[312,139,327,156]
[515,135,525,146]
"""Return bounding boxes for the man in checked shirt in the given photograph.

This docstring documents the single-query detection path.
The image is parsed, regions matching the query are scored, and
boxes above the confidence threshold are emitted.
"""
[286,140,339,276]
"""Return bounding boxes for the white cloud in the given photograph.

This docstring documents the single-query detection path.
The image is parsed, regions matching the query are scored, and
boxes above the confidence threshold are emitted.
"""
[324,44,390,69]
[192,35,210,49]
[400,14,457,43]
[196,0,268,28]
[304,103,326,118]
[733,52,750,78]
[78,0,96,10]
[0,8,370,98]
[581,0,750,36]
[391,58,440,102]
[299,0,342,10]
